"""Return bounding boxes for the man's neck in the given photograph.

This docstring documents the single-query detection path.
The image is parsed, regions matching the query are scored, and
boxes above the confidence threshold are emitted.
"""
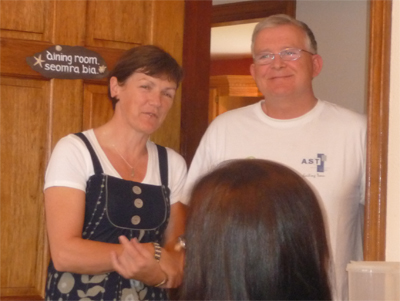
[261,96,318,119]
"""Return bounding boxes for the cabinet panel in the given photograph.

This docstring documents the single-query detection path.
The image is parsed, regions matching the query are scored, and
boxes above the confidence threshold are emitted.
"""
[0,77,50,298]
[83,84,113,130]
[0,39,52,79]
[86,0,152,49]
[0,0,54,41]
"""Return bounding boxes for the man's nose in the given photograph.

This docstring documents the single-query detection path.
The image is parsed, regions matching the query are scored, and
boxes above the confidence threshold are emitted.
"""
[270,54,286,68]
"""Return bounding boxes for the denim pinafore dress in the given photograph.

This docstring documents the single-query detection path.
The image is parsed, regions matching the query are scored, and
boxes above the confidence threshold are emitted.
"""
[45,133,170,301]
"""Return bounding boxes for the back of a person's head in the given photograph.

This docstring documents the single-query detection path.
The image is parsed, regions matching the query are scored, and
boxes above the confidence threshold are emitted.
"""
[180,159,332,301]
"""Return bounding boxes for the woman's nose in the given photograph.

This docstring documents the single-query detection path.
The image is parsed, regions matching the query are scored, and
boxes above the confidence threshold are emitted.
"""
[148,91,162,107]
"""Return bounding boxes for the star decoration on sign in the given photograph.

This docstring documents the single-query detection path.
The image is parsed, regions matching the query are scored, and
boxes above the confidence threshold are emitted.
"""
[33,54,45,68]
[98,65,107,73]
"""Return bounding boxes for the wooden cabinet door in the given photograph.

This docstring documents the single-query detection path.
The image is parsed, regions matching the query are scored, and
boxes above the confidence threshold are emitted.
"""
[0,1,184,299]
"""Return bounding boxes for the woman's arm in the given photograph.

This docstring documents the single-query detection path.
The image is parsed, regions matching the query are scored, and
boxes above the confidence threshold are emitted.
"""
[157,201,187,287]
[45,186,123,274]
[163,201,187,251]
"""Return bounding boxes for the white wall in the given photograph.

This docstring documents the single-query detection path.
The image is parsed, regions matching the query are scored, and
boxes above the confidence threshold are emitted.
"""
[387,0,400,262]
[297,0,369,115]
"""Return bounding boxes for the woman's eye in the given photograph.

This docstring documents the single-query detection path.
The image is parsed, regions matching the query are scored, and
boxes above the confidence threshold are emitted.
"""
[163,92,173,99]
[141,85,150,90]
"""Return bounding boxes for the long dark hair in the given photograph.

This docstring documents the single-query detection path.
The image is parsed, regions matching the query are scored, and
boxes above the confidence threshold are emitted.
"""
[180,159,332,300]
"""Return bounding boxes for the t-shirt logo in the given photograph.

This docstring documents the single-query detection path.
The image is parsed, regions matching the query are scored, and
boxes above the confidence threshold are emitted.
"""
[317,153,327,172]
[301,153,327,173]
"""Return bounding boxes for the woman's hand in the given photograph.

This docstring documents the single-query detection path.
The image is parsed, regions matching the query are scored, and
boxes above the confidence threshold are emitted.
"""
[111,236,184,288]
[111,236,168,287]
[111,202,187,288]
[158,247,184,288]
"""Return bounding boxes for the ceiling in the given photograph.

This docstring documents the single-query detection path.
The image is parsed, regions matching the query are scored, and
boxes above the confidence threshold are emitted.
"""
[210,0,255,58]
[210,22,256,58]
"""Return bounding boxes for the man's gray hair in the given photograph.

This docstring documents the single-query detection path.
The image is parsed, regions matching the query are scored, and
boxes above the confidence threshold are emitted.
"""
[251,14,318,56]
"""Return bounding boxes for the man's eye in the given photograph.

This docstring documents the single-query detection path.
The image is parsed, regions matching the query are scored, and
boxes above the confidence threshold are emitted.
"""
[260,53,273,59]
[141,85,150,90]
[282,50,296,56]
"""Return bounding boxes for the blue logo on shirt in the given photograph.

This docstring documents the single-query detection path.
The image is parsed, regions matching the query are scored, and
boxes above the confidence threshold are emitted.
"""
[317,153,326,172]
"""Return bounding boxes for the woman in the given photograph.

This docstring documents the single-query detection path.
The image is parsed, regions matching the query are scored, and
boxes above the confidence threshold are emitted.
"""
[179,159,332,300]
[44,45,186,301]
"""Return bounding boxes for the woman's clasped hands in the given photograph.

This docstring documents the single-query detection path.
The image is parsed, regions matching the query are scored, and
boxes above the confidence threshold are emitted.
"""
[111,236,183,289]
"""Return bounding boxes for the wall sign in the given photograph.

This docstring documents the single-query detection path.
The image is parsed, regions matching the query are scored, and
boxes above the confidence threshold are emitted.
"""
[26,45,108,79]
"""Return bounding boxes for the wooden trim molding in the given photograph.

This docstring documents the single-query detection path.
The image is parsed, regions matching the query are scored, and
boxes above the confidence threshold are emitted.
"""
[212,0,296,26]
[209,75,262,97]
[364,0,392,261]
[180,0,212,164]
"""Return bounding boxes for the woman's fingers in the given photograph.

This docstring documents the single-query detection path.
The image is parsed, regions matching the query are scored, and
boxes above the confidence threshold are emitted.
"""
[111,236,164,285]
[129,238,154,260]
[111,250,129,278]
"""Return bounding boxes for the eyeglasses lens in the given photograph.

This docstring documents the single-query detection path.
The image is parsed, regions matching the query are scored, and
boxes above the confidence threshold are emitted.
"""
[280,49,301,60]
[255,48,302,65]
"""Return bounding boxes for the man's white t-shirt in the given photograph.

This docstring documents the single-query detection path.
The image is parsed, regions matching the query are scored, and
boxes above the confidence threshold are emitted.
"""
[183,99,366,300]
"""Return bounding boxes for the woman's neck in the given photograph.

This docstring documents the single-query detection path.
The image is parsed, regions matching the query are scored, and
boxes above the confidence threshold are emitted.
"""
[94,118,149,156]
[94,122,149,181]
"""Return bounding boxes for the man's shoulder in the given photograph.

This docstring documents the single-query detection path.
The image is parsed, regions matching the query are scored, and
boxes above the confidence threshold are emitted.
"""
[320,100,366,125]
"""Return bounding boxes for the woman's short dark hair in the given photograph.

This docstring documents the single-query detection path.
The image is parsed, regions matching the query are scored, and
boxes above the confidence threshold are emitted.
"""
[180,159,332,301]
[107,45,183,109]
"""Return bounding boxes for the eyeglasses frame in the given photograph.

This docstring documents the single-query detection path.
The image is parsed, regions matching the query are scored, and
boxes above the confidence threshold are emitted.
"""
[253,48,315,65]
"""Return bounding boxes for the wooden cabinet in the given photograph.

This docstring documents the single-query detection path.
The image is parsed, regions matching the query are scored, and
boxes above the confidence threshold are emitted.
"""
[0,1,184,299]
[209,75,263,122]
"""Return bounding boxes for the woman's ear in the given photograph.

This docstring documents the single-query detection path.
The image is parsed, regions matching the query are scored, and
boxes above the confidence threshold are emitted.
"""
[109,76,120,98]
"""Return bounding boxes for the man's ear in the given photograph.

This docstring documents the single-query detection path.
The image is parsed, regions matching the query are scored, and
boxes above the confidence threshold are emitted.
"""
[250,63,256,80]
[312,54,323,78]
[109,76,120,98]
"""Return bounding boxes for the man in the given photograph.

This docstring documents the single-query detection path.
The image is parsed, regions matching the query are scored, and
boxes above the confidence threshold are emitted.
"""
[183,14,365,300]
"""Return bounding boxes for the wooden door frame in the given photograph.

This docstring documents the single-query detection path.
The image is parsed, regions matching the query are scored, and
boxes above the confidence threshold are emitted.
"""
[364,0,391,260]
[180,0,212,165]
[181,0,392,260]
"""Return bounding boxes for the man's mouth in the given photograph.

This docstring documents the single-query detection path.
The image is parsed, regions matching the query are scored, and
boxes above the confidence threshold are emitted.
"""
[270,74,292,80]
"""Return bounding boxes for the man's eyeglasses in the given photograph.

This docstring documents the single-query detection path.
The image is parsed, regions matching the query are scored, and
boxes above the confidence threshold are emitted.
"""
[253,48,315,65]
